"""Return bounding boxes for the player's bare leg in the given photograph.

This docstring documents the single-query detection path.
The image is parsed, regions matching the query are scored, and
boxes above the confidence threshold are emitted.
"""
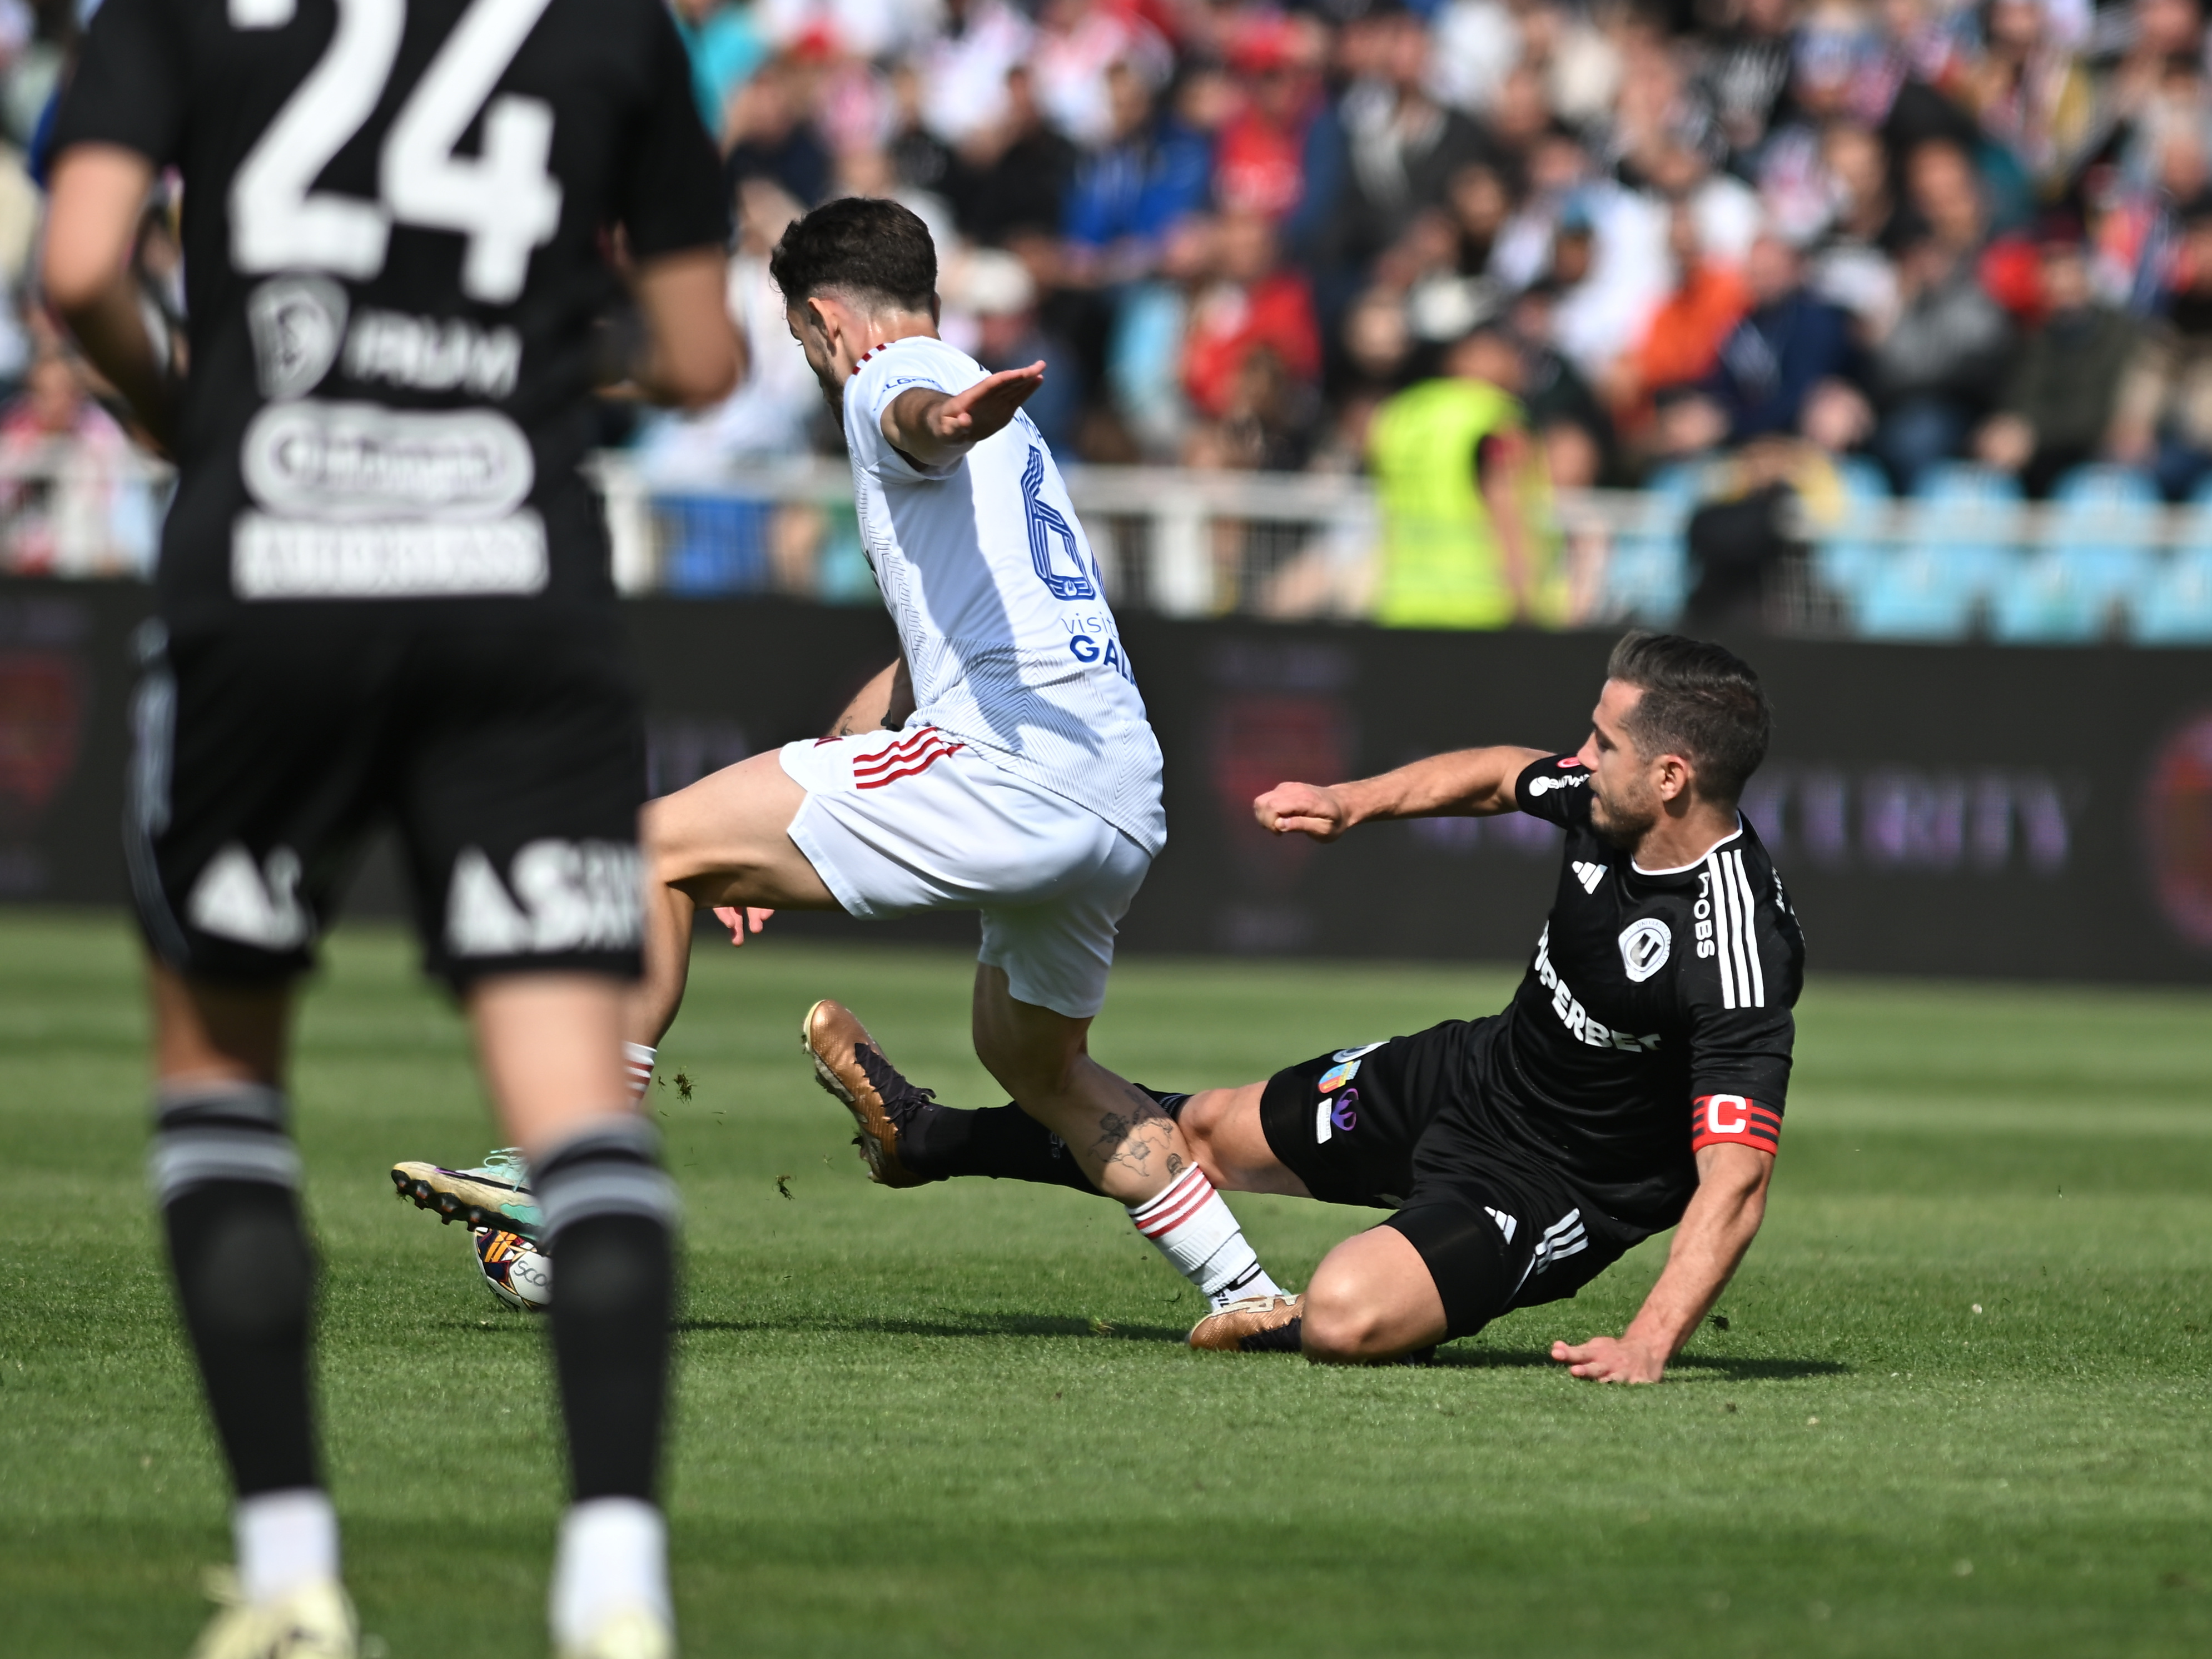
[1175,1083,1313,1198]
[1299,1225,1450,1363]
[622,750,841,1099]
[468,973,679,1655]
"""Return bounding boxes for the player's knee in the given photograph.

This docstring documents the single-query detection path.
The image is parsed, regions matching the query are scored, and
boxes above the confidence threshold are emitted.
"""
[1299,1274,1394,1364]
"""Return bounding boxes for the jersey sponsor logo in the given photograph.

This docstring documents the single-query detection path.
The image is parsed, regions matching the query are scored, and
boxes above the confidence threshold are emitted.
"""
[232,512,549,598]
[1532,925,1663,1052]
[1528,771,1588,798]
[344,308,522,400]
[242,401,535,520]
[1020,445,1097,600]
[446,840,643,956]
[1617,916,1672,982]
[1697,849,1767,1009]
[1689,1093,1782,1154]
[1313,1087,1358,1142]
[187,843,311,950]
[246,276,348,402]
[1571,859,1606,894]
[1318,1058,1366,1091]
[230,0,564,305]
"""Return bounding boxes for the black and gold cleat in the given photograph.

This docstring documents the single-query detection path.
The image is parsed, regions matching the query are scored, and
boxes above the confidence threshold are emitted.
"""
[802,998,942,1188]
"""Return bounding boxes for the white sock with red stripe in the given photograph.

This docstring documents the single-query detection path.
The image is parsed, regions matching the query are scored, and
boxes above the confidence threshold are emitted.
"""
[1126,1166,1283,1310]
[624,1043,656,1105]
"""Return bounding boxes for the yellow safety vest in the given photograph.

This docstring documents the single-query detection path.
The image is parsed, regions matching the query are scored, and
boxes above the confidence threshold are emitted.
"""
[1367,377,1560,629]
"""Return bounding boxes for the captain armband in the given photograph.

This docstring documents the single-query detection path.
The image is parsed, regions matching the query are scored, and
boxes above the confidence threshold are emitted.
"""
[1689,1094,1782,1155]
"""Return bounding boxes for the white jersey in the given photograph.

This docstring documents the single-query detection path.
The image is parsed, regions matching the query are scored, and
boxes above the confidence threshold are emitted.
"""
[842,335,1166,854]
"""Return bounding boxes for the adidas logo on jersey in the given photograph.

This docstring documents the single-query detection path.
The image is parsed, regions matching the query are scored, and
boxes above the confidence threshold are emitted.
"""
[1572,860,1606,894]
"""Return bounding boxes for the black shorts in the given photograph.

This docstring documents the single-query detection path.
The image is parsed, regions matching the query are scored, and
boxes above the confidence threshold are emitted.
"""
[1259,1019,1646,1341]
[125,607,646,988]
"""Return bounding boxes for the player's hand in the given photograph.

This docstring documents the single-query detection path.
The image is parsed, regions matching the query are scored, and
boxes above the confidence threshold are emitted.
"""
[1550,1334,1667,1383]
[924,362,1045,447]
[712,906,775,946]
[1254,781,1351,841]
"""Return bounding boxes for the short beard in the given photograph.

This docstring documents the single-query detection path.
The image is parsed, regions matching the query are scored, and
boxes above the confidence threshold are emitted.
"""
[1590,785,1659,852]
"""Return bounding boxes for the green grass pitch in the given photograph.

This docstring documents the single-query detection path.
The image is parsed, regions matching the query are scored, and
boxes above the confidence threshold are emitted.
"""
[3,910,2211,1657]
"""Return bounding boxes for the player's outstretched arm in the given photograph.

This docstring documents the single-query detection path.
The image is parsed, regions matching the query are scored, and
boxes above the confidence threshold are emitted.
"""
[883,363,1046,468]
[1550,1142,1773,1384]
[44,145,178,454]
[1253,745,1549,841]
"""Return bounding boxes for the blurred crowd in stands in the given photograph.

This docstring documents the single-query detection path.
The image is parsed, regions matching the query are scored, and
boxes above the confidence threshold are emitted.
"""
[628,0,2212,510]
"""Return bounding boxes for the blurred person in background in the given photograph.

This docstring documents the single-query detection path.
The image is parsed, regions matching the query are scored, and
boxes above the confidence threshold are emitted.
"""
[1801,122,1900,329]
[945,64,1077,246]
[671,0,768,138]
[0,347,143,576]
[1512,282,1621,488]
[1105,212,1215,460]
[1680,435,1817,631]
[1334,6,1494,280]
[1061,58,1215,287]
[916,0,1034,148]
[1664,232,1858,455]
[1182,210,1321,425]
[952,246,1085,454]
[725,53,831,205]
[2111,195,2212,497]
[1366,322,1560,628]
[1974,222,2141,494]
[1609,200,1750,453]
[1863,224,2014,490]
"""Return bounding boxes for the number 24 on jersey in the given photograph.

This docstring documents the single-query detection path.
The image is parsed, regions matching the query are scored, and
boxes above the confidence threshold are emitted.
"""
[229,0,563,303]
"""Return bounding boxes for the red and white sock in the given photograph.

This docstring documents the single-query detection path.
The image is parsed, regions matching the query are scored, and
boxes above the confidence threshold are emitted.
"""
[1126,1166,1284,1310]
[624,1043,656,1105]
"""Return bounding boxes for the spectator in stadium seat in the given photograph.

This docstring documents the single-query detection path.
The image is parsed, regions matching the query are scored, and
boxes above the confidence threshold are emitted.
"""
[1906,137,2044,325]
[944,65,1079,246]
[1866,228,2015,492]
[954,248,1085,455]
[670,0,767,141]
[1667,233,1858,454]
[1975,227,2142,496]
[1181,211,1321,422]
[2109,196,2212,498]
[1333,8,1495,277]
[1061,60,1214,286]
[914,0,1033,148]
[1610,201,1750,446]
[1511,282,1622,489]
[1366,323,1560,629]
[724,55,831,205]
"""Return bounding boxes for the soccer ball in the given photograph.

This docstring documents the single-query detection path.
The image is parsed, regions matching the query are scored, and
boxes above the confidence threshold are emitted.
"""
[473,1227,552,1312]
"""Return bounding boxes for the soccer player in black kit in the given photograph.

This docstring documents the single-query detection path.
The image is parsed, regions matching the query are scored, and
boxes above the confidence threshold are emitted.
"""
[41,0,736,1650]
[823,633,1803,1376]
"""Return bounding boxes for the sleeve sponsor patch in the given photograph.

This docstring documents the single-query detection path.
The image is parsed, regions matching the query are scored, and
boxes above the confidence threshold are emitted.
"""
[1689,1093,1781,1154]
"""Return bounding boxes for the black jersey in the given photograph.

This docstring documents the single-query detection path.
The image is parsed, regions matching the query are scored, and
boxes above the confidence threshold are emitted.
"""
[1462,753,1806,1231]
[51,0,727,628]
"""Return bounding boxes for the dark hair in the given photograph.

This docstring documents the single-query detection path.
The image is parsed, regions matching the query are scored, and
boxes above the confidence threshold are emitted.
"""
[1604,631,1771,803]
[768,197,938,313]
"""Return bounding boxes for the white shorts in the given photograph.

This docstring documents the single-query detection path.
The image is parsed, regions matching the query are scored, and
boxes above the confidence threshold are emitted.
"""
[779,726,1151,1019]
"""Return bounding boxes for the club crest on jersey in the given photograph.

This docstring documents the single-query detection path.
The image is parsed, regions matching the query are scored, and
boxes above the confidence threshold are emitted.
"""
[246,276,347,402]
[1618,916,1672,982]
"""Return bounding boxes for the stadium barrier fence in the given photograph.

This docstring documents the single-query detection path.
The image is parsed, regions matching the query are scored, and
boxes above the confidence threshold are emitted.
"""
[6,577,2210,983]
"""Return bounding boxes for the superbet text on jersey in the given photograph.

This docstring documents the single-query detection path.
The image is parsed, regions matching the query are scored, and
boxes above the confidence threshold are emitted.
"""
[1484,753,1806,1230]
[53,0,727,626]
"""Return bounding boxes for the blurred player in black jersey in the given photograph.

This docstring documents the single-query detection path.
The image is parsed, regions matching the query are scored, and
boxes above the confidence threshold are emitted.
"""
[42,0,737,1648]
[819,633,1805,1377]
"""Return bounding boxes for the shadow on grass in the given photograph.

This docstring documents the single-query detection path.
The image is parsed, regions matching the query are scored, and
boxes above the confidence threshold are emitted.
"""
[673,1311,1191,1344]
[1434,1346,1850,1381]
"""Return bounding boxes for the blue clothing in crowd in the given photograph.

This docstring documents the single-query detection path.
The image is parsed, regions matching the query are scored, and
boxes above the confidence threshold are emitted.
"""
[1703,291,1856,441]
[1063,121,1213,248]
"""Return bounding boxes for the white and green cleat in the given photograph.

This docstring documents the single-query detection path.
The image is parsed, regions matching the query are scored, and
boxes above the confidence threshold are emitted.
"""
[390,1147,541,1240]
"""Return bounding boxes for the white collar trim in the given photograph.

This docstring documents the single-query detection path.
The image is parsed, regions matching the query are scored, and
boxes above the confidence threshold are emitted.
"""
[1632,816,1744,876]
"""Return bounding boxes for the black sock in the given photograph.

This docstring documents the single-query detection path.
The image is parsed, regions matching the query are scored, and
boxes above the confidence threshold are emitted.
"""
[537,1119,677,1503]
[154,1084,317,1496]
[899,1084,1189,1194]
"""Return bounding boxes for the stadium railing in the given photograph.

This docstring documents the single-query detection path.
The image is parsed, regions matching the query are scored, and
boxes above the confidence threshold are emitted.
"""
[12,445,2212,646]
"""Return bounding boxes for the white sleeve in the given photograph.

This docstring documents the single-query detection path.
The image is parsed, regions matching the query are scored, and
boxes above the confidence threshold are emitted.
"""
[847,342,981,484]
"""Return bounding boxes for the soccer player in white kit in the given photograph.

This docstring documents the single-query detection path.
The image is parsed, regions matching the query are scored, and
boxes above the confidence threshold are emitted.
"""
[625,198,1290,1332]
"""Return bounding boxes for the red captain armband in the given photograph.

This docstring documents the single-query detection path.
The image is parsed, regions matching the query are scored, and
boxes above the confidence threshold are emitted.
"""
[1691,1094,1781,1155]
